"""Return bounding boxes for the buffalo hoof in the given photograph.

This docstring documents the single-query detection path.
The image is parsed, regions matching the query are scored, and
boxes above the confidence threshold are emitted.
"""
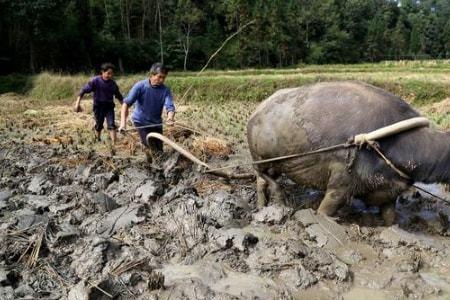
[381,203,396,226]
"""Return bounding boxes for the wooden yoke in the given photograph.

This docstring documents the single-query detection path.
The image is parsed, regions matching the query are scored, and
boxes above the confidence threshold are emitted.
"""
[353,117,430,146]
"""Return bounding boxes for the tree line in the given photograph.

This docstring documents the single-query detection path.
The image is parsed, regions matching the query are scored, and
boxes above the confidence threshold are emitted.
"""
[1,0,449,74]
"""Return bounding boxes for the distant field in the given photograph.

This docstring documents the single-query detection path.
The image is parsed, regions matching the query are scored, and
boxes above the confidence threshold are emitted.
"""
[1,60,450,157]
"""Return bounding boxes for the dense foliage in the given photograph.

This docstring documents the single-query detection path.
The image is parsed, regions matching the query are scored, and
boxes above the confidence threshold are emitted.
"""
[1,0,449,73]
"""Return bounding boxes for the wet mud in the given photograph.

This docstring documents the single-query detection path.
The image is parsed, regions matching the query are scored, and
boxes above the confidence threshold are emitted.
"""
[1,131,450,300]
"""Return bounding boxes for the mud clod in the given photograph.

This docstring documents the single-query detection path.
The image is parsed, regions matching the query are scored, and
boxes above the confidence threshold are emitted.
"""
[95,205,145,237]
[134,180,161,202]
[253,205,291,225]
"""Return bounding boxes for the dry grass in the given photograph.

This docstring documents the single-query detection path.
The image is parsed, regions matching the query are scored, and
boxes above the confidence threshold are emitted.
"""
[31,135,75,146]
[193,179,233,196]
[0,97,253,159]
[110,258,147,277]
[7,223,48,269]
[192,136,232,158]
[419,98,450,131]
[164,125,193,140]
[421,98,450,114]
[176,101,257,146]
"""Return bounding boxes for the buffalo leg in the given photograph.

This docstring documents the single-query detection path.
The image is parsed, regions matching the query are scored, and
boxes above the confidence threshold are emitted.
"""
[380,203,396,226]
[365,189,401,226]
[259,173,285,206]
[256,176,268,208]
[317,164,351,216]
[365,190,392,206]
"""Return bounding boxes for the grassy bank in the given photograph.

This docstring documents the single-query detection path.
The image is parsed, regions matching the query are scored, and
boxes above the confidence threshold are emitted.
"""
[1,60,450,105]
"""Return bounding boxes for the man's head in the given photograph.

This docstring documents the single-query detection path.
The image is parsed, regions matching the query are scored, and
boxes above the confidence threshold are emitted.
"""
[149,63,168,86]
[100,63,115,81]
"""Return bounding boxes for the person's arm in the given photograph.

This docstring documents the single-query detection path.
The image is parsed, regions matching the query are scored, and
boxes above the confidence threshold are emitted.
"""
[119,103,129,132]
[115,83,124,105]
[119,82,140,132]
[167,111,175,124]
[74,96,83,112]
[164,89,176,124]
[75,79,95,112]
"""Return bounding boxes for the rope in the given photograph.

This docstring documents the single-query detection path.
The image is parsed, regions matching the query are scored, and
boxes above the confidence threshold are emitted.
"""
[205,143,352,173]
[366,143,450,204]
[365,142,450,204]
[123,123,165,131]
[366,142,411,180]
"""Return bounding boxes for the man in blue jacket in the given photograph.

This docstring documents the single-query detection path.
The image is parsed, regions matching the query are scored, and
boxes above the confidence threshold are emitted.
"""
[119,63,175,157]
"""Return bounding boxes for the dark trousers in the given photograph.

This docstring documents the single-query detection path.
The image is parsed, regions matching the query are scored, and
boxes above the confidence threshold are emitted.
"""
[93,102,116,131]
[134,122,163,152]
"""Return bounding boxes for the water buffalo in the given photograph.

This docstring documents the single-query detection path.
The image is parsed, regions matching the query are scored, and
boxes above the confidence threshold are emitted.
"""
[247,81,450,224]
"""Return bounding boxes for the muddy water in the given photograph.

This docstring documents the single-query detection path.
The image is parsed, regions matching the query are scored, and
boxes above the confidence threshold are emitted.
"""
[341,183,450,300]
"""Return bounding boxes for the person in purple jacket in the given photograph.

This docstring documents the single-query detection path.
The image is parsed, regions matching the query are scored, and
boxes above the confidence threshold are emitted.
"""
[74,63,123,144]
[119,63,175,159]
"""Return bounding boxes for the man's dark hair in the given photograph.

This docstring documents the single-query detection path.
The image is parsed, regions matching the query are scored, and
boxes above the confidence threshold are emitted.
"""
[100,62,115,72]
[150,63,168,75]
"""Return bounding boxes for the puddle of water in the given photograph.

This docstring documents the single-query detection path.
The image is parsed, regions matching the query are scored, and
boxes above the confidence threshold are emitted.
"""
[420,272,450,292]
[343,288,392,300]
[211,271,279,299]
[419,256,450,299]
[159,261,280,299]
[291,283,337,300]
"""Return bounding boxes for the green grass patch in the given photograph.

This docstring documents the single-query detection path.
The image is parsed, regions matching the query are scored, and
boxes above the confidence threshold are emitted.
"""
[0,74,32,94]
[1,60,450,106]
[427,112,450,129]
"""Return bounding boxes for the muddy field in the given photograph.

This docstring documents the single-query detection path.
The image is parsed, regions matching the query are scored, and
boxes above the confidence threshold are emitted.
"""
[1,92,450,300]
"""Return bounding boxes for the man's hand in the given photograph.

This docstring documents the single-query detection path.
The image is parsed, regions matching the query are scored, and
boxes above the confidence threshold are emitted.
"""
[74,103,82,113]
[166,119,175,126]
[118,126,127,134]
[74,96,83,113]
[167,111,175,126]
[120,103,129,135]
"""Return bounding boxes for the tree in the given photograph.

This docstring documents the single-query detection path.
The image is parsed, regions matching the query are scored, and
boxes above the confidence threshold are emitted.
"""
[391,12,410,59]
[339,0,378,62]
[443,20,450,58]
[366,13,388,61]
[173,0,204,71]
[1,0,450,74]
[423,16,442,57]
